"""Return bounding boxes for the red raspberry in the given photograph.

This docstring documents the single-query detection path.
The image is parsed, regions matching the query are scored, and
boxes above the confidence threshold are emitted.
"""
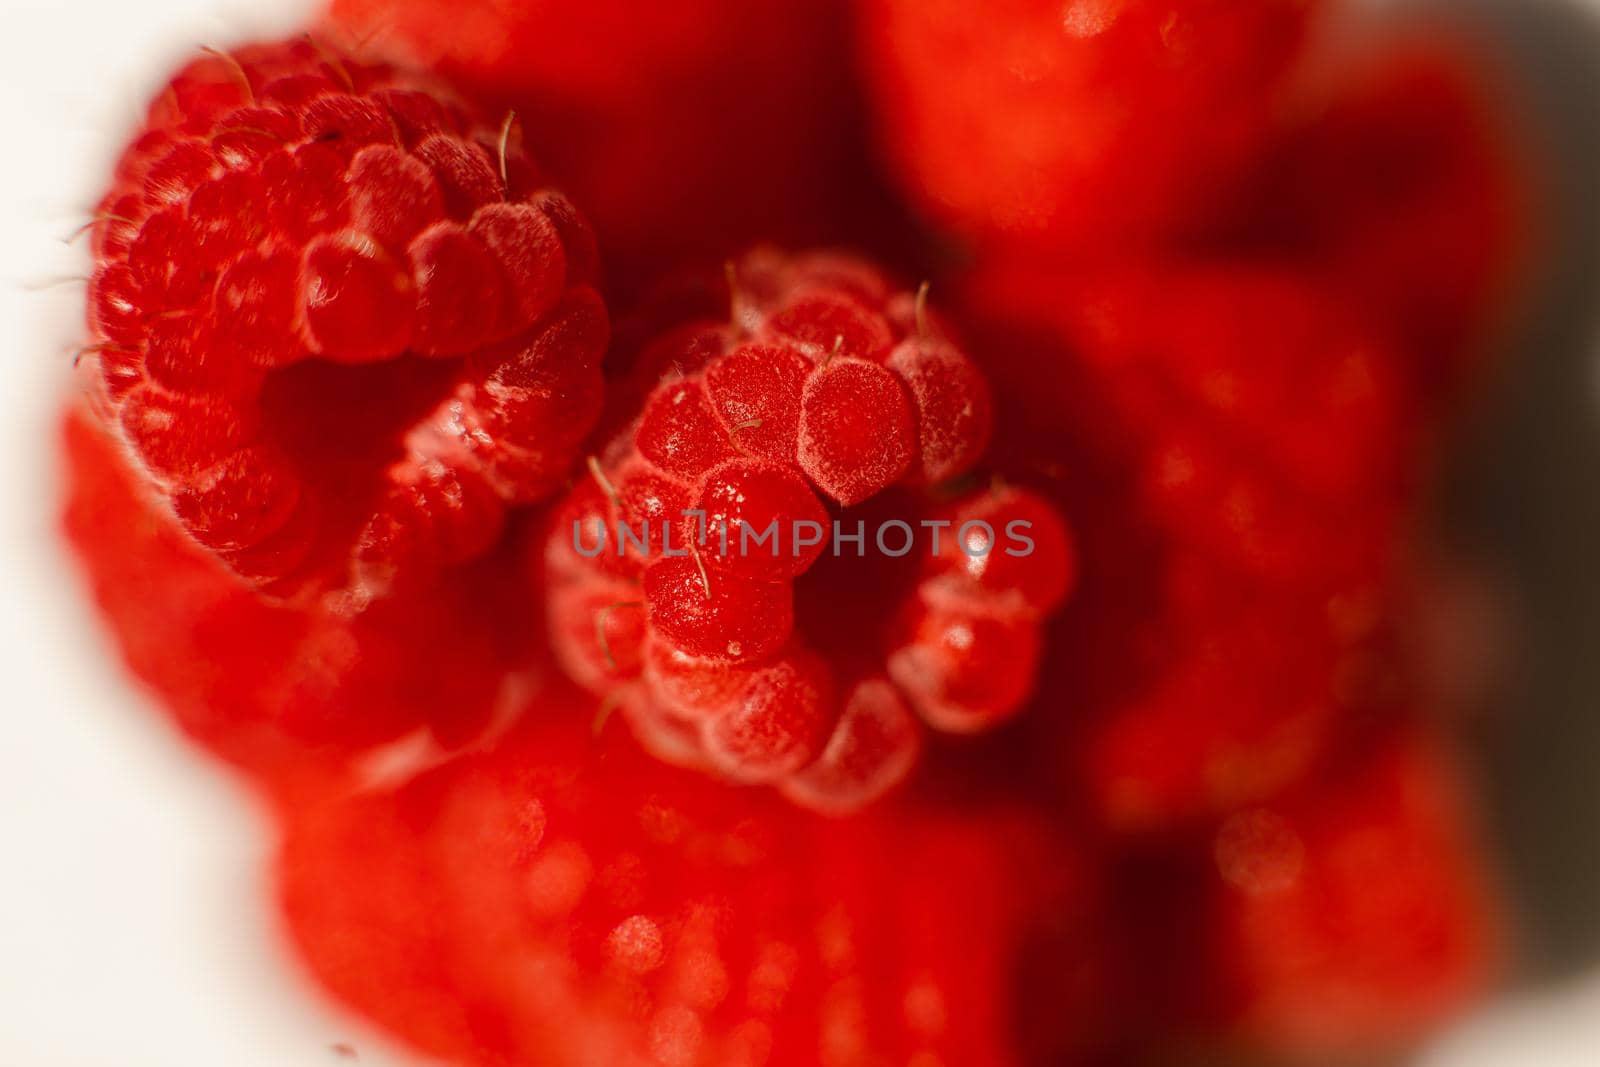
[84,38,606,601]
[1081,548,1391,830]
[1247,36,1529,405]
[325,0,869,293]
[973,260,1415,590]
[959,259,1416,828]
[544,250,1074,811]
[858,0,1317,249]
[1205,728,1501,1052]
[1068,264,1415,588]
[278,707,1097,1067]
[60,406,539,790]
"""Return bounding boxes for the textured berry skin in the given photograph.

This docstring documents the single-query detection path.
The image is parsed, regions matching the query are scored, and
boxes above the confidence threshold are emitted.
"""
[278,706,1094,1067]
[544,249,1071,811]
[85,38,606,602]
[325,0,871,295]
[858,0,1317,248]
[959,259,1417,829]
[1205,728,1501,1052]
[60,405,537,789]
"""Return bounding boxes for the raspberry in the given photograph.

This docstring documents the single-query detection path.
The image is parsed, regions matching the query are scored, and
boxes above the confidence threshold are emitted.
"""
[1246,36,1529,405]
[278,707,1094,1066]
[59,406,537,788]
[544,250,1070,811]
[858,0,1317,248]
[83,38,606,601]
[325,0,869,293]
[1081,549,1389,830]
[1205,728,1501,1052]
[958,259,1417,828]
[973,260,1415,590]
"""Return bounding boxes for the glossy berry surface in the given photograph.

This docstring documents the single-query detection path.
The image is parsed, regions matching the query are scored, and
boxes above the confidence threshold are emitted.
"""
[279,706,1092,1067]
[85,37,606,602]
[544,249,1072,811]
[858,0,1318,248]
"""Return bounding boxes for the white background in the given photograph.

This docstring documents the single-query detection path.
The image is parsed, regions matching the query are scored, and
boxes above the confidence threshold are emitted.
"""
[0,1,1597,1065]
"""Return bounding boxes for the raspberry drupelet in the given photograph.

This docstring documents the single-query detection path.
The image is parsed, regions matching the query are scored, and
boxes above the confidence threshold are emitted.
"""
[85,37,606,605]
[543,249,1075,813]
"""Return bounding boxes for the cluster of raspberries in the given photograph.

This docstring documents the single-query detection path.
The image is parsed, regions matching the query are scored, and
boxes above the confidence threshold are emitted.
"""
[61,2,1528,1066]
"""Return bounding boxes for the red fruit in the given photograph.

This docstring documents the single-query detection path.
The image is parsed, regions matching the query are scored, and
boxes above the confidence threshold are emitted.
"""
[636,379,740,481]
[886,336,995,485]
[859,0,1317,248]
[957,258,1416,829]
[888,605,1043,734]
[82,38,606,600]
[1207,729,1501,1052]
[694,460,829,579]
[544,250,1070,810]
[779,679,922,816]
[1250,36,1529,404]
[923,485,1078,616]
[278,707,1091,1066]
[796,358,916,506]
[1081,553,1381,830]
[699,648,836,783]
[974,261,1415,589]
[643,557,794,664]
[60,406,536,789]
[325,0,866,293]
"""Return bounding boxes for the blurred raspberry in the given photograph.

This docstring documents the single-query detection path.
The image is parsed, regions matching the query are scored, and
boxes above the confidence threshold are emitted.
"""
[278,703,1101,1066]
[1241,33,1531,405]
[1205,727,1502,1052]
[858,0,1318,249]
[958,258,1418,829]
[85,37,606,602]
